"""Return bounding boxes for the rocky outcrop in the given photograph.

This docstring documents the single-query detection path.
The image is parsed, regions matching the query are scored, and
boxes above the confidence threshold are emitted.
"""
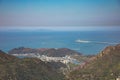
[97,44,120,58]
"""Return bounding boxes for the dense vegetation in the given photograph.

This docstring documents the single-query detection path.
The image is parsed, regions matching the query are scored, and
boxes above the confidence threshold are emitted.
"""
[0,50,65,80]
[1,44,120,80]
[67,44,120,80]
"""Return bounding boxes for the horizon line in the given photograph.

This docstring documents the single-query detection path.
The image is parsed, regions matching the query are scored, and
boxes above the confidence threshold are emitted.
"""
[0,26,120,31]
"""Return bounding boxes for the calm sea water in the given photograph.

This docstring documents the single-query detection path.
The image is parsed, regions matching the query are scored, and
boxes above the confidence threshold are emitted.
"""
[0,31,120,55]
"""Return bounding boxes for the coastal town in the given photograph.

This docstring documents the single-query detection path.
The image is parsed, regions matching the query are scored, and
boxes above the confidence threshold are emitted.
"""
[12,53,79,64]
[36,54,77,64]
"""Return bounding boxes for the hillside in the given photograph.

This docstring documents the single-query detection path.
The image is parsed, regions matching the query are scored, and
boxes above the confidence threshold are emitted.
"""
[0,50,65,80]
[67,44,120,80]
[8,47,81,57]
[0,50,17,62]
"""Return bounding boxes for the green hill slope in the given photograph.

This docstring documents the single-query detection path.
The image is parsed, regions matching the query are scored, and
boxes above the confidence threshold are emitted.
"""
[0,50,65,80]
[67,44,120,80]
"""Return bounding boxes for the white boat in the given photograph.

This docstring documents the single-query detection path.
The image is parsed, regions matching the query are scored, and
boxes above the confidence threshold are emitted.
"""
[75,39,91,43]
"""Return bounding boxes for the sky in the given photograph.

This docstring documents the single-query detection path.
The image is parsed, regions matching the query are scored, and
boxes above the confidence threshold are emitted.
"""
[0,0,120,28]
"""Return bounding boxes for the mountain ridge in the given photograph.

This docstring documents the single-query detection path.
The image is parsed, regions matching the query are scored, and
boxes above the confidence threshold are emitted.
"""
[8,47,81,57]
[67,44,120,80]
[0,50,17,62]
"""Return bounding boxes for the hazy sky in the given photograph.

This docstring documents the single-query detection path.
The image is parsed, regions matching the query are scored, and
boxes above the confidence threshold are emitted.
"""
[0,0,120,26]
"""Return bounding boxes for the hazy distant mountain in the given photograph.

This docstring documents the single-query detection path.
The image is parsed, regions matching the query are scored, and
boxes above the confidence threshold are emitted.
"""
[8,47,81,57]
[0,50,65,80]
[67,44,120,80]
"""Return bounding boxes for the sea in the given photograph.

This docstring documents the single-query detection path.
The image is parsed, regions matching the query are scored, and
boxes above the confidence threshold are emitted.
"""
[0,30,120,55]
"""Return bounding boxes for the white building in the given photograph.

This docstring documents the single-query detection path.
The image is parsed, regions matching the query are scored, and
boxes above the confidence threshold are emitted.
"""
[116,76,120,80]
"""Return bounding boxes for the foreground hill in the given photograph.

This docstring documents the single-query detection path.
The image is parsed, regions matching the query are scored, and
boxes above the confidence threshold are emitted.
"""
[8,47,81,57]
[0,50,17,62]
[0,50,65,80]
[67,44,120,80]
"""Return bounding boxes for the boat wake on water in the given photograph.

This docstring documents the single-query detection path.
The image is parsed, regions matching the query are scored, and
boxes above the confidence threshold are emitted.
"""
[75,39,118,45]
[75,40,91,43]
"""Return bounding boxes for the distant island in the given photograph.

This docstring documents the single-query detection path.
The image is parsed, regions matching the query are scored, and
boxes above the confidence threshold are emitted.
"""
[8,47,87,64]
[8,47,81,57]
